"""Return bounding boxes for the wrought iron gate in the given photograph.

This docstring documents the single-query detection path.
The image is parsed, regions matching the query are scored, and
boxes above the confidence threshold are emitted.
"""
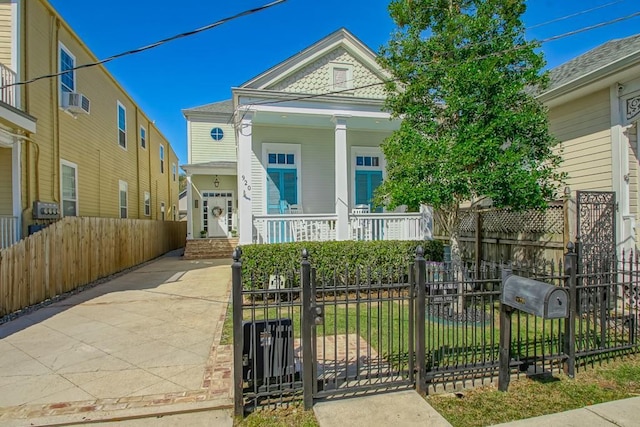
[576,191,616,265]
[302,253,416,402]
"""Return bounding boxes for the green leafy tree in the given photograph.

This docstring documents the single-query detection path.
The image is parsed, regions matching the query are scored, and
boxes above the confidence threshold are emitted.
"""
[377,0,564,263]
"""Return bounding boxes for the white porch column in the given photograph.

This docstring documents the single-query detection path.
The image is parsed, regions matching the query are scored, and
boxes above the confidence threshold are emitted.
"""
[238,111,254,245]
[12,138,21,240]
[186,173,193,239]
[333,115,350,240]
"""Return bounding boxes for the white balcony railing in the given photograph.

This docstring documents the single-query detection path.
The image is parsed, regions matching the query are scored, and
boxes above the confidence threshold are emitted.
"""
[254,214,338,244]
[0,63,16,108]
[349,213,425,241]
[253,211,433,243]
[0,216,19,249]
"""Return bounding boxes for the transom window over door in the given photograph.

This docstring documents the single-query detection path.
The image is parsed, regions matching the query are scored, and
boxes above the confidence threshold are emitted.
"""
[263,144,301,214]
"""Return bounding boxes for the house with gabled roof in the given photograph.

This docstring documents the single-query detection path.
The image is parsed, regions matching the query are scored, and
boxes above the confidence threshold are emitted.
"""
[182,28,432,251]
[541,33,640,250]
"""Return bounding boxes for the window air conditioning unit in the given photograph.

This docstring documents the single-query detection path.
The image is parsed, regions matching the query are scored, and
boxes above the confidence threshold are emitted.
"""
[62,92,90,114]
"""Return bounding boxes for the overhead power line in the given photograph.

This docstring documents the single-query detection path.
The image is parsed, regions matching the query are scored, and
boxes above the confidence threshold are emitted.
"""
[2,0,286,89]
[232,7,640,117]
[527,0,627,30]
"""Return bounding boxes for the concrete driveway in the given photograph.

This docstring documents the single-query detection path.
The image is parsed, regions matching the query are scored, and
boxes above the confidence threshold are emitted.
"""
[0,251,234,426]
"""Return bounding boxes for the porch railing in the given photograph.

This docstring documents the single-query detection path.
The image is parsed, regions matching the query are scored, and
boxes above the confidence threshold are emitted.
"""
[349,212,424,241]
[253,214,338,243]
[0,63,17,108]
[0,216,19,249]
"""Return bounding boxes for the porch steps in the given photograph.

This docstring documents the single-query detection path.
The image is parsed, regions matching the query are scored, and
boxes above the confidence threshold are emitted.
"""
[183,237,239,260]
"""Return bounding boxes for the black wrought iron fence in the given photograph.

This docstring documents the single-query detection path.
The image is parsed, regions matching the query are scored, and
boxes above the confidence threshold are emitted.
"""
[232,244,640,415]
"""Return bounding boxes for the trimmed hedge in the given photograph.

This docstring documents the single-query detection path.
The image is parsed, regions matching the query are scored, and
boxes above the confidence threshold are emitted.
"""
[239,240,443,289]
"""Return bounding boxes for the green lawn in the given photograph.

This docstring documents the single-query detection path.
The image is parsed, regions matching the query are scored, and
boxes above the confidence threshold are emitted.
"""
[428,352,640,427]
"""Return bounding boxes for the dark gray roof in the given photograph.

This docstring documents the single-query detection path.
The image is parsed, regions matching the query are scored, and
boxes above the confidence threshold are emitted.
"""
[183,99,233,115]
[547,33,640,91]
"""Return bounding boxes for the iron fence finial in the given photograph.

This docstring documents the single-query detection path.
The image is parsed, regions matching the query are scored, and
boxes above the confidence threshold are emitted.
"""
[302,248,309,260]
[232,246,242,261]
[416,245,424,258]
[566,242,575,253]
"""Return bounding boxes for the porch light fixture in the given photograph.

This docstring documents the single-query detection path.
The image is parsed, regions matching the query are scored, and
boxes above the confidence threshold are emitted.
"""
[214,175,220,188]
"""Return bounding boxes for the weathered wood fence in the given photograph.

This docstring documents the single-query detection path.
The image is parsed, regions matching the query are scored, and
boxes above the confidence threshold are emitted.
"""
[0,217,187,316]
[434,200,571,264]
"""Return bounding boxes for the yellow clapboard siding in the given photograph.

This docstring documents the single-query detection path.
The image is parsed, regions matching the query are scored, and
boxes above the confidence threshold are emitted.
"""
[0,147,12,215]
[0,1,12,66]
[549,89,612,192]
[15,0,179,230]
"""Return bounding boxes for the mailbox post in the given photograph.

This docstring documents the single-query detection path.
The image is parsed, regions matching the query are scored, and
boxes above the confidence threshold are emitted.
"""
[498,270,570,391]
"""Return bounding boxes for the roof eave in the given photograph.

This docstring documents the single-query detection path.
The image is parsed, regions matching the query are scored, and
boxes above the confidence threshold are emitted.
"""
[539,50,640,105]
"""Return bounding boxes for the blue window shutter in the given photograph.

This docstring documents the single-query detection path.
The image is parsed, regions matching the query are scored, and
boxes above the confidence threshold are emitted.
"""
[355,170,383,212]
[267,168,297,213]
[282,170,297,205]
[355,172,369,205]
[267,169,281,214]
[370,171,383,212]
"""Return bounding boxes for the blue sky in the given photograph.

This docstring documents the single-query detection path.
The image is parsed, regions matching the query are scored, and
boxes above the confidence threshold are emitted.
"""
[47,0,640,165]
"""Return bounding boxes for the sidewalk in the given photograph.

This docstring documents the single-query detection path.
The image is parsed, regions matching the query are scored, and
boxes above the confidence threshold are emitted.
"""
[314,390,640,427]
[0,251,234,426]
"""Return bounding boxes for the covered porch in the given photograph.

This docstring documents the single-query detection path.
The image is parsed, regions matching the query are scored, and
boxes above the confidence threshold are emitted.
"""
[235,95,433,244]
[0,64,37,248]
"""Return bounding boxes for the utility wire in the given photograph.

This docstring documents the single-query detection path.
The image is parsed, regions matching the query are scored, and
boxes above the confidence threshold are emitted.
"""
[232,7,640,120]
[2,0,286,89]
[527,0,626,30]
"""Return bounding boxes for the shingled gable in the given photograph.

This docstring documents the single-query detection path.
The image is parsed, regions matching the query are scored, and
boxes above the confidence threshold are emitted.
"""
[237,28,390,97]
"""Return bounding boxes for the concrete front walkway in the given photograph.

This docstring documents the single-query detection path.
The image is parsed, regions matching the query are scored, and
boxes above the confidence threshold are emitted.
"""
[0,251,234,426]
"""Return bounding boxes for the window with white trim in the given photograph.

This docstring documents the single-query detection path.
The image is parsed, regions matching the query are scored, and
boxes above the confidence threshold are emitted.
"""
[263,143,301,215]
[160,144,165,173]
[61,160,78,217]
[59,43,75,96]
[160,201,165,221]
[117,102,127,148]
[144,191,150,216]
[352,147,384,213]
[330,63,353,91]
[140,126,146,149]
[119,180,128,218]
[172,163,177,181]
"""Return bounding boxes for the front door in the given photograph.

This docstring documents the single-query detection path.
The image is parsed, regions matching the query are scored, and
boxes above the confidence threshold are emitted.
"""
[203,191,233,238]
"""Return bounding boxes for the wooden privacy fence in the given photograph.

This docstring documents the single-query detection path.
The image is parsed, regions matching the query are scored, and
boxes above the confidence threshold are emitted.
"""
[0,217,187,316]
[434,201,570,264]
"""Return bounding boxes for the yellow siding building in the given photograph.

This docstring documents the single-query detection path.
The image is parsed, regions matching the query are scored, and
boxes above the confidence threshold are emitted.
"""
[0,0,179,248]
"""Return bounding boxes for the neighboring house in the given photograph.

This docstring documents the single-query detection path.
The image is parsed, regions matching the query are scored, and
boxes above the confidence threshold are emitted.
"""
[178,189,187,221]
[183,29,432,245]
[0,0,180,249]
[540,33,640,251]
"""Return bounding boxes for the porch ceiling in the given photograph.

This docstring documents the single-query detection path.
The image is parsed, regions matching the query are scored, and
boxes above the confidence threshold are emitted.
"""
[253,110,400,132]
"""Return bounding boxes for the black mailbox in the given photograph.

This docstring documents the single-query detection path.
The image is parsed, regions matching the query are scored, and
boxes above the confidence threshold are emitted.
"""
[501,270,569,319]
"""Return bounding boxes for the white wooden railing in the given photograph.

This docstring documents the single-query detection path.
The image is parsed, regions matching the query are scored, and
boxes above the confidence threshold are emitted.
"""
[253,214,338,244]
[253,210,433,243]
[349,213,426,241]
[0,216,19,249]
[0,63,16,108]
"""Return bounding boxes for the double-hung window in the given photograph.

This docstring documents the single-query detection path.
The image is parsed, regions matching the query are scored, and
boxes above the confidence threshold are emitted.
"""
[59,43,75,95]
[140,126,146,149]
[160,144,165,173]
[117,102,127,148]
[119,180,128,218]
[61,160,78,217]
[144,191,151,216]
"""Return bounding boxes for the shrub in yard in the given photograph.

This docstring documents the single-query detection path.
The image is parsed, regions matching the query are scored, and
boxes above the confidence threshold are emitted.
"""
[239,240,443,289]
